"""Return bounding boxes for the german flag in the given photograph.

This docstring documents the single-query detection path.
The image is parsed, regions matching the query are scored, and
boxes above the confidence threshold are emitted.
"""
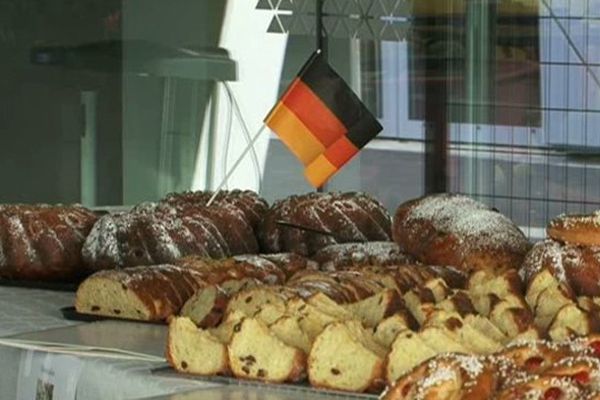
[264,51,383,188]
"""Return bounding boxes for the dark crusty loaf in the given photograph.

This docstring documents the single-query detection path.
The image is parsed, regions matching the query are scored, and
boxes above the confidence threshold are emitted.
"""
[75,264,207,321]
[82,190,266,270]
[393,193,531,273]
[162,189,268,230]
[258,192,392,256]
[0,204,98,281]
[312,242,416,271]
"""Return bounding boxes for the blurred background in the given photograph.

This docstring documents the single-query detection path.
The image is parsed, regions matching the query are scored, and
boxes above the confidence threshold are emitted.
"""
[0,0,598,239]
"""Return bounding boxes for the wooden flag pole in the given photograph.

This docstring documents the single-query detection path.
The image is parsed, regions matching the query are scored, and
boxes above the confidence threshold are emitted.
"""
[316,0,327,193]
[206,124,267,206]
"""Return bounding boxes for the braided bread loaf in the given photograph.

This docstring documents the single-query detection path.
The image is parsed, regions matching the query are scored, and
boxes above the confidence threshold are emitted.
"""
[393,193,531,273]
[82,190,266,270]
[0,204,98,281]
[258,192,392,256]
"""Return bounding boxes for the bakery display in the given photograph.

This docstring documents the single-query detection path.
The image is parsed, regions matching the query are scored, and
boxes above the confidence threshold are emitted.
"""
[82,190,266,271]
[12,189,600,396]
[393,193,531,273]
[311,241,416,271]
[0,204,98,281]
[258,192,392,256]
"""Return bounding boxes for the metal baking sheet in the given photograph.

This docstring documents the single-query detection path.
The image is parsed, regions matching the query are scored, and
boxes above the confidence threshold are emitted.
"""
[152,367,378,400]
[6,320,168,359]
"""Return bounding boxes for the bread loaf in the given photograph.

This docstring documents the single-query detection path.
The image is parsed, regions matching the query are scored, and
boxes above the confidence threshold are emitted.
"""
[258,192,392,256]
[83,190,266,270]
[393,193,531,273]
[75,264,207,321]
[0,204,97,281]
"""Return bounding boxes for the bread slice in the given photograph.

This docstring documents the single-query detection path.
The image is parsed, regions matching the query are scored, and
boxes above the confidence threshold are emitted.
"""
[418,326,470,353]
[549,304,600,341]
[525,269,561,308]
[489,301,534,338]
[180,279,259,327]
[423,310,502,354]
[345,289,406,328]
[228,317,306,383]
[179,285,228,328]
[465,314,509,344]
[166,317,229,376]
[373,313,415,348]
[386,329,437,383]
[286,297,341,341]
[306,292,352,320]
[533,284,575,331]
[226,286,293,317]
[309,320,386,393]
[424,278,450,302]
[209,310,247,343]
[403,287,436,325]
[437,290,477,317]
[270,316,312,353]
[253,303,286,326]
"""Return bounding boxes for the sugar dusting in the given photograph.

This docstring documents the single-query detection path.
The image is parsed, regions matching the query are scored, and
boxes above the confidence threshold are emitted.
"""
[406,194,529,253]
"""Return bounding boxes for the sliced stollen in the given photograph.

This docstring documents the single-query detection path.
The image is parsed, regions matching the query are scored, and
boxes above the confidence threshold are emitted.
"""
[306,292,353,320]
[373,314,414,348]
[386,329,437,383]
[270,316,312,354]
[286,297,342,341]
[228,317,306,383]
[345,289,408,328]
[75,264,206,321]
[525,269,562,308]
[166,317,229,376]
[464,314,509,344]
[402,287,437,325]
[548,303,600,341]
[179,278,260,327]
[533,284,576,331]
[225,286,295,317]
[308,320,387,393]
[437,290,477,317]
[423,310,502,354]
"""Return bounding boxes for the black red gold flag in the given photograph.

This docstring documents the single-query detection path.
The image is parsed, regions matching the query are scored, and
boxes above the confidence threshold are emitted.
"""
[264,51,383,187]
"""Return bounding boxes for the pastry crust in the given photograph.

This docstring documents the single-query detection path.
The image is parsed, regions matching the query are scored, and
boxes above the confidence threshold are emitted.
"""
[548,211,600,247]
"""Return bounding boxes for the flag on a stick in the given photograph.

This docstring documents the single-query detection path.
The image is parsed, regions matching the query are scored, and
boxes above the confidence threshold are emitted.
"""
[264,51,383,188]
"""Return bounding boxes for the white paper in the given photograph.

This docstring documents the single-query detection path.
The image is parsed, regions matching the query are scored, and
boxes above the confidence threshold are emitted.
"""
[16,351,82,400]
